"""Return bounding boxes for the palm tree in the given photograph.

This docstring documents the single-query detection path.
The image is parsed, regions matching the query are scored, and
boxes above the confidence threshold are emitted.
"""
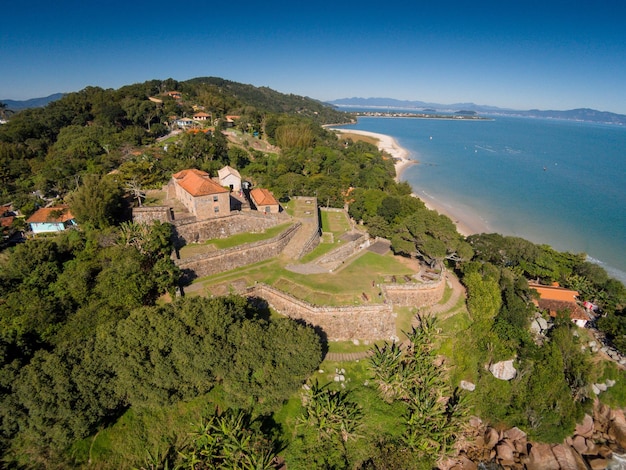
[300,380,362,443]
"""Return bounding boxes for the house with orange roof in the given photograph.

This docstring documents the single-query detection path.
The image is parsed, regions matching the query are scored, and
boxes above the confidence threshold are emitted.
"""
[193,112,211,121]
[167,169,230,219]
[529,282,591,327]
[249,188,280,214]
[26,206,76,234]
[165,91,182,100]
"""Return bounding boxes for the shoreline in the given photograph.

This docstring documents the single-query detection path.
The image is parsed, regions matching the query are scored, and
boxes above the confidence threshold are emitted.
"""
[331,128,490,237]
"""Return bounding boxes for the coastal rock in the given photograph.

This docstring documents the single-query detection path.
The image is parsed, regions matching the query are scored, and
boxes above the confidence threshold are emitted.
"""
[503,426,527,442]
[551,444,581,470]
[455,455,478,470]
[495,440,515,466]
[468,416,482,429]
[609,408,626,450]
[489,359,517,381]
[484,427,500,449]
[526,443,559,470]
[571,435,590,454]
[587,456,609,470]
[575,414,594,438]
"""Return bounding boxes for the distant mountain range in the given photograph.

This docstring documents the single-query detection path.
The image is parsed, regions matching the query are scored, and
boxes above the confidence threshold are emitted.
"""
[328,97,626,126]
[4,93,625,126]
[1,93,65,111]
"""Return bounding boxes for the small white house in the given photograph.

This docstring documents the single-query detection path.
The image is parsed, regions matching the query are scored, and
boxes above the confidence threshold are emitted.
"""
[218,165,242,191]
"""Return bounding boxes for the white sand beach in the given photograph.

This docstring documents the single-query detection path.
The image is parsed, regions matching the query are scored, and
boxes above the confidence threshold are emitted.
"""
[331,128,490,237]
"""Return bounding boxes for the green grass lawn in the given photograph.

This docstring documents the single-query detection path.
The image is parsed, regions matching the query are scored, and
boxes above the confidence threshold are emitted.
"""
[177,223,292,259]
[189,250,414,307]
[320,209,351,233]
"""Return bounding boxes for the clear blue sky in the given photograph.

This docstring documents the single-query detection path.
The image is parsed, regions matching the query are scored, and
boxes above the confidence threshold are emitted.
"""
[2,0,625,113]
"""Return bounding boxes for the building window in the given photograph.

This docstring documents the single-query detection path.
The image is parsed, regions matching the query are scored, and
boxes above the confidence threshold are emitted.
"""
[214,206,219,213]
[213,195,219,202]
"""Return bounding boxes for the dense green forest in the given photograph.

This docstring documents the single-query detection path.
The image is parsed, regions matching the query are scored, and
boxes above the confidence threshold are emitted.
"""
[0,78,625,468]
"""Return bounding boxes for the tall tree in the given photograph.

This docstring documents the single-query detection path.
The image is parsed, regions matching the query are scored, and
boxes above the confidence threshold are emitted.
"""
[66,174,124,228]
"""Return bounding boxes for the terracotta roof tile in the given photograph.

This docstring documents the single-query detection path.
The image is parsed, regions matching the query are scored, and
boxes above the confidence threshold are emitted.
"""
[250,188,278,206]
[26,206,75,224]
[173,169,228,196]
[529,283,579,302]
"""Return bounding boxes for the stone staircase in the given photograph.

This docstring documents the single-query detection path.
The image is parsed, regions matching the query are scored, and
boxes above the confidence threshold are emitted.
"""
[280,221,319,260]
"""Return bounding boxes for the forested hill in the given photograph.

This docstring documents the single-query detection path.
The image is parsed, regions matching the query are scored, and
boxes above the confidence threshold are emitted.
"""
[1,78,348,124]
[183,77,348,122]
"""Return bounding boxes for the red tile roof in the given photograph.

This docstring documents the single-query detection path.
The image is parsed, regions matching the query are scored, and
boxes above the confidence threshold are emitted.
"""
[26,206,74,224]
[250,188,278,206]
[529,283,589,322]
[529,283,579,302]
[1,216,14,227]
[172,169,228,196]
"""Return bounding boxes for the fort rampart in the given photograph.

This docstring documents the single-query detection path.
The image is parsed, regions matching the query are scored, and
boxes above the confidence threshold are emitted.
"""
[382,277,446,307]
[174,223,300,279]
[247,283,396,341]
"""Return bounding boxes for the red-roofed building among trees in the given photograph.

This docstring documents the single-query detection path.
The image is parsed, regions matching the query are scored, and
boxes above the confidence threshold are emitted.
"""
[26,206,76,234]
[167,169,230,219]
[529,282,591,327]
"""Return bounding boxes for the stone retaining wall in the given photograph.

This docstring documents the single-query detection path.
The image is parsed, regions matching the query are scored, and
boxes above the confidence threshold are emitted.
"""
[316,232,370,270]
[172,212,289,246]
[175,223,300,279]
[248,284,395,341]
[382,277,446,307]
[132,206,173,224]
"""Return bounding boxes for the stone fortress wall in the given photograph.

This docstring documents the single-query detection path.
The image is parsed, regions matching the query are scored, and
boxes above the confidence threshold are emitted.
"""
[173,211,289,246]
[382,278,446,307]
[247,283,396,341]
[137,199,445,340]
[174,223,301,279]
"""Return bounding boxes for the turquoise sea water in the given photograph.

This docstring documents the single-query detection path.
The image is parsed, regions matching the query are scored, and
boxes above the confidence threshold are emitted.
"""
[335,115,626,283]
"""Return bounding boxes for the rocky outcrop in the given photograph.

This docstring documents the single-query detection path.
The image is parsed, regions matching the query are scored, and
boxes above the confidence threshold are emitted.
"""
[489,359,517,380]
[440,401,625,469]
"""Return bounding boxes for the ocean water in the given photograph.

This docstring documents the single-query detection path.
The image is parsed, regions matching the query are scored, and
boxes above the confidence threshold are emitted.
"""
[335,115,626,283]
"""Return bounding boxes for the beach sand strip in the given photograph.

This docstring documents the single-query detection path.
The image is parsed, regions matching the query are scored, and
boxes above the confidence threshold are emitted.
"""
[331,128,489,237]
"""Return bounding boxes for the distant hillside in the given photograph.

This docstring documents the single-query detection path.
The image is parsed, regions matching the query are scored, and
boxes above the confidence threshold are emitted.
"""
[183,77,349,124]
[329,97,626,125]
[1,93,64,111]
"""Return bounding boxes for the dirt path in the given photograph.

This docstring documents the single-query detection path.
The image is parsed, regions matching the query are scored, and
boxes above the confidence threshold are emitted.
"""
[412,272,466,328]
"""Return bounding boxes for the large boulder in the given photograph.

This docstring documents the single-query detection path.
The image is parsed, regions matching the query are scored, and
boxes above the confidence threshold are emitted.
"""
[460,380,476,391]
[526,443,560,470]
[551,444,583,470]
[609,408,626,450]
[587,456,609,470]
[495,441,516,466]
[484,427,500,449]
[575,414,594,438]
[489,359,517,381]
